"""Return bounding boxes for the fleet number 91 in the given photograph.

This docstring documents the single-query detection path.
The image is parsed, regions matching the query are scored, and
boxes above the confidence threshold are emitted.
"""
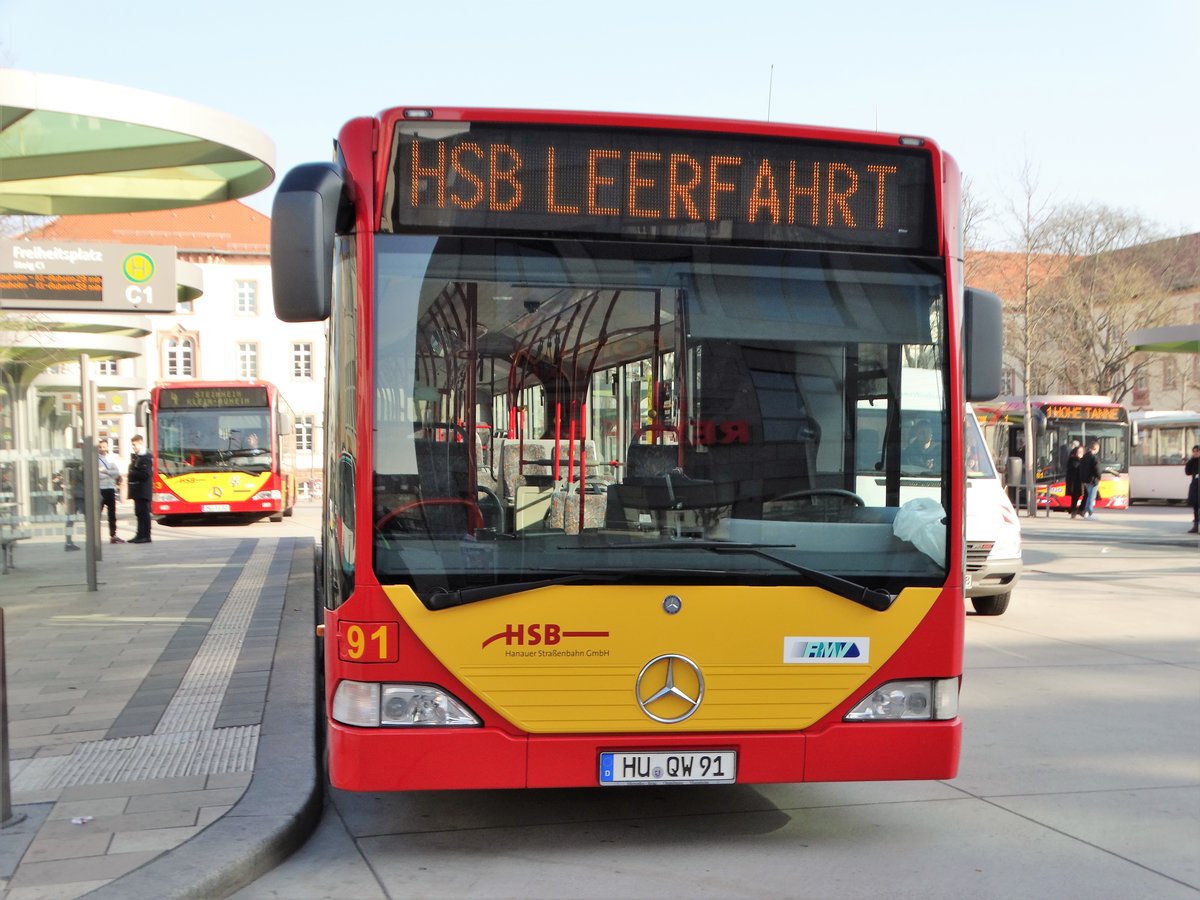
[337,622,400,662]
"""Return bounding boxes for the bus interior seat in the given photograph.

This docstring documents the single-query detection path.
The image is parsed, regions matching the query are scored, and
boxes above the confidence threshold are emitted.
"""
[624,443,682,483]
[498,438,600,501]
[378,439,474,535]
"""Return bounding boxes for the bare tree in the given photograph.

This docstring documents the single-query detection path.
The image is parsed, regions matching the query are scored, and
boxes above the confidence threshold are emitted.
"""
[1041,209,1186,404]
[1003,161,1071,514]
[961,176,991,256]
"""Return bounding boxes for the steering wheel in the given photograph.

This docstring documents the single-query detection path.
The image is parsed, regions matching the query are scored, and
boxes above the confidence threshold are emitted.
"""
[376,498,485,533]
[772,488,866,507]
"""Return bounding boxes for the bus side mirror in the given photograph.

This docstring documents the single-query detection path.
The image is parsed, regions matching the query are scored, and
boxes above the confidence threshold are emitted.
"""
[964,287,1003,402]
[271,162,351,323]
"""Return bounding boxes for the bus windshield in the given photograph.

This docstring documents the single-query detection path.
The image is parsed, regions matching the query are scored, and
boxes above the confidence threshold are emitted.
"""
[156,410,273,474]
[372,236,948,597]
[1039,421,1129,480]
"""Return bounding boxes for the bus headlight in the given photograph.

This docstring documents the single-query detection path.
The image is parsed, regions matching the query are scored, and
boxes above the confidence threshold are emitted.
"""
[153,493,175,503]
[331,680,480,727]
[844,678,959,721]
[252,489,282,501]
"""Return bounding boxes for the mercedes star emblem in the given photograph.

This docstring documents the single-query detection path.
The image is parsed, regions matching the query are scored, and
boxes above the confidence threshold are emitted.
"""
[636,654,704,723]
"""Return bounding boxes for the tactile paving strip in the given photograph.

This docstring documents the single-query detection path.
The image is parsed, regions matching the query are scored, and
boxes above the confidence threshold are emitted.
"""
[12,543,275,792]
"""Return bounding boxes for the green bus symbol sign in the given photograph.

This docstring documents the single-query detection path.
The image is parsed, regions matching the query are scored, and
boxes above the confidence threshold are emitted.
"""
[123,253,155,284]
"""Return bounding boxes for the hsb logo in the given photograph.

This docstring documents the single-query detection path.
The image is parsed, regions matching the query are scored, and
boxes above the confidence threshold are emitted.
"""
[481,624,610,649]
[482,624,561,648]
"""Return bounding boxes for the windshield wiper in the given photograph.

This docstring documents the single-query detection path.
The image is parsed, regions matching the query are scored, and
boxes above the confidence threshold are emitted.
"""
[426,572,623,610]
[601,540,895,612]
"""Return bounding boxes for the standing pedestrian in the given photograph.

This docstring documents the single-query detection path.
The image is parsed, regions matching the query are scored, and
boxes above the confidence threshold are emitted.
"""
[1080,439,1102,520]
[63,462,83,551]
[1186,444,1200,534]
[1065,443,1085,518]
[97,438,125,544]
[127,434,153,543]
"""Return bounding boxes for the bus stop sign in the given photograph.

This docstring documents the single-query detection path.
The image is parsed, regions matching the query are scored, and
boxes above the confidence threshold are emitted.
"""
[0,240,177,313]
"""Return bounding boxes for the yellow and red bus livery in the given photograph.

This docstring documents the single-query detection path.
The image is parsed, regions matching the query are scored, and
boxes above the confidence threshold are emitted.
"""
[976,396,1130,510]
[272,108,1002,790]
[149,380,298,523]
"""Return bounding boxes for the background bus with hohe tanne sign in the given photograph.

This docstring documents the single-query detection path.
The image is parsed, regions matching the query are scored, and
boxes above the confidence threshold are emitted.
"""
[975,396,1130,510]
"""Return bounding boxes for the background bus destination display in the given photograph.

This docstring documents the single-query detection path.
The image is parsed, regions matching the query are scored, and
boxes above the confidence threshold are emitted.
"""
[388,124,936,251]
[158,386,269,409]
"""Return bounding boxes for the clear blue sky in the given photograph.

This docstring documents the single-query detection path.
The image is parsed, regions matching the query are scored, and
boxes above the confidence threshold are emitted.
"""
[3,0,1196,246]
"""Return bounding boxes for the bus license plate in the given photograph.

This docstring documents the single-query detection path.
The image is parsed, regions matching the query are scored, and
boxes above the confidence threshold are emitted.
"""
[599,751,736,785]
[201,504,231,512]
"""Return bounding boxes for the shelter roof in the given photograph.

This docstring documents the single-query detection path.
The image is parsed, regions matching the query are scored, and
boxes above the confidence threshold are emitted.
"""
[1,69,274,216]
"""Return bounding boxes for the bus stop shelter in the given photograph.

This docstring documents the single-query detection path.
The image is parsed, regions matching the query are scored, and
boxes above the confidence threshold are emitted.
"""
[1128,324,1200,354]
[1,69,274,215]
[1,68,274,572]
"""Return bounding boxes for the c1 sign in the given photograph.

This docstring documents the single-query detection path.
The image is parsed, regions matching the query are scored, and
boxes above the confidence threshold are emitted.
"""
[0,241,177,313]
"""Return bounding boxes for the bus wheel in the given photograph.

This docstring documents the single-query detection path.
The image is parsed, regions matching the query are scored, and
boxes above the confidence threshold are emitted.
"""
[270,512,284,523]
[971,592,1011,616]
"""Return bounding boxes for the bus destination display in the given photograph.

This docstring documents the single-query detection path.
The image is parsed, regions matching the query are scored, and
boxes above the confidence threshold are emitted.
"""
[388,124,935,251]
[1044,405,1122,421]
[158,386,269,409]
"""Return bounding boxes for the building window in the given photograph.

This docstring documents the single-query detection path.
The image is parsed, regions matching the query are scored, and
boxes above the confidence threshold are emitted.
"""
[237,342,259,378]
[1163,360,1178,391]
[1001,367,1017,397]
[165,337,195,377]
[96,359,118,376]
[178,298,194,314]
[292,342,313,379]
[236,280,258,315]
[1132,374,1150,408]
[296,415,314,452]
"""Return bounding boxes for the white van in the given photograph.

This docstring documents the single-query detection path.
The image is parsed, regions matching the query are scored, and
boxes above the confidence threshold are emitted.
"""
[855,386,1021,616]
[964,404,1022,615]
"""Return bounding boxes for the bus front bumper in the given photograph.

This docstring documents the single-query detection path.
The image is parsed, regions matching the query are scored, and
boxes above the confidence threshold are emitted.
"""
[326,718,961,791]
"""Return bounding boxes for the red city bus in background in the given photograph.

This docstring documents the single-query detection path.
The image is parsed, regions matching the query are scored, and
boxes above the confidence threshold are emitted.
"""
[147,380,298,523]
[271,108,1002,791]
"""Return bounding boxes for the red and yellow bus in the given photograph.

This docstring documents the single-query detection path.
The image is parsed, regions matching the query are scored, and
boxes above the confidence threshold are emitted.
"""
[148,381,298,523]
[272,108,1001,790]
[976,396,1130,510]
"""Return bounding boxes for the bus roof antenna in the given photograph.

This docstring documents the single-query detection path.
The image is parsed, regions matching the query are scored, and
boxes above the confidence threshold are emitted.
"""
[767,64,774,122]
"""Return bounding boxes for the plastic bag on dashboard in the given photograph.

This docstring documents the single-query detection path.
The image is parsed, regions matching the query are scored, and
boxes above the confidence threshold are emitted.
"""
[892,497,947,563]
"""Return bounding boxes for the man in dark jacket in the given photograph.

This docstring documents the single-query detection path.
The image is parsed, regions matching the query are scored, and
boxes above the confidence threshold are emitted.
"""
[1079,440,1102,520]
[126,434,154,543]
[1065,442,1085,518]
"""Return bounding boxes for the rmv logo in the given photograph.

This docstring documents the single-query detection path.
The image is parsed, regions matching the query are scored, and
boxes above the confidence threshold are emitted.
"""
[785,637,870,664]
